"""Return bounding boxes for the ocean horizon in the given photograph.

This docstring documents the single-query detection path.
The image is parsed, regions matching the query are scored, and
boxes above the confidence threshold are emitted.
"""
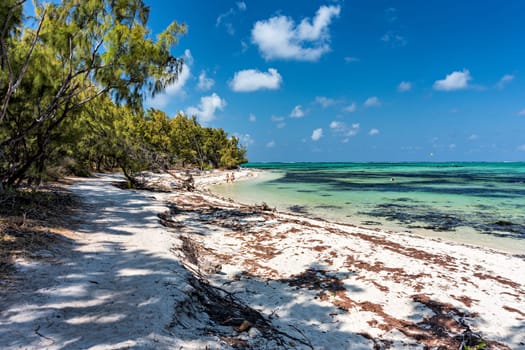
[212,162,525,254]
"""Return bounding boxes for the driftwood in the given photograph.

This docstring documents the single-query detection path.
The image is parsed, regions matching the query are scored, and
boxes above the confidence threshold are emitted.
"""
[166,170,194,191]
[118,170,196,192]
[247,202,275,212]
[157,211,184,229]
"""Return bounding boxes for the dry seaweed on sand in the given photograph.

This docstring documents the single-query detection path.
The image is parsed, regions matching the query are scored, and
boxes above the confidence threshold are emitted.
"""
[0,186,79,279]
[172,228,314,349]
[176,275,314,349]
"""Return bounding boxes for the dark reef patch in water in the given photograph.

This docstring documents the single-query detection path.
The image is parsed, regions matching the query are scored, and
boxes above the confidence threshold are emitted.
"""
[361,220,383,226]
[361,203,525,239]
[315,205,343,210]
[484,221,525,237]
[393,197,414,202]
[275,170,525,199]
[362,203,463,232]
[472,204,494,210]
[257,165,525,241]
[288,205,309,214]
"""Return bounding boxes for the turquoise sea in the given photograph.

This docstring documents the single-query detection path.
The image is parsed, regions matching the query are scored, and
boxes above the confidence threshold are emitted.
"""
[211,163,525,254]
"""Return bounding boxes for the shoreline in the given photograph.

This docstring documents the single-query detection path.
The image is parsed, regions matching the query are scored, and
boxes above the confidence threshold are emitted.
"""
[192,169,525,256]
[1,172,523,349]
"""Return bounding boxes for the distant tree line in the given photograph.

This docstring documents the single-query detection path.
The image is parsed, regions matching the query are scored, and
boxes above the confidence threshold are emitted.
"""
[0,0,247,189]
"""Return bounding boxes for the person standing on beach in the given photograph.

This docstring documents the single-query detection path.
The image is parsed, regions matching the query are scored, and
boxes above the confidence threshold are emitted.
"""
[230,172,235,182]
[226,173,230,183]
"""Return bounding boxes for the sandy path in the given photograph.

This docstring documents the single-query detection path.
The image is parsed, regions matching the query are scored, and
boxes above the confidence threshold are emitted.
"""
[0,176,215,349]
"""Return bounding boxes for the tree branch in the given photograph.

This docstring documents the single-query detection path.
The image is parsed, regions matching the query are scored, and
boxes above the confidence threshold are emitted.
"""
[1,7,46,124]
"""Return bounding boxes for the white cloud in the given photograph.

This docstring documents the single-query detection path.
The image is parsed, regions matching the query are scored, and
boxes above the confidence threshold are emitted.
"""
[148,95,168,110]
[185,93,226,124]
[249,113,256,122]
[148,50,192,108]
[344,103,356,113]
[266,140,275,148]
[270,115,286,129]
[330,121,343,130]
[449,143,456,150]
[237,2,247,11]
[518,109,525,116]
[330,121,360,137]
[184,49,193,65]
[290,105,305,118]
[381,31,407,47]
[468,134,479,141]
[385,8,398,22]
[149,67,190,108]
[344,56,360,63]
[234,133,254,146]
[241,40,249,52]
[398,81,412,92]
[496,74,514,89]
[311,128,323,141]
[517,144,525,151]
[197,71,215,91]
[251,5,340,61]
[433,69,472,91]
[364,96,381,107]
[315,96,337,108]
[369,128,380,136]
[216,9,234,27]
[217,3,246,35]
[349,123,360,136]
[230,68,282,92]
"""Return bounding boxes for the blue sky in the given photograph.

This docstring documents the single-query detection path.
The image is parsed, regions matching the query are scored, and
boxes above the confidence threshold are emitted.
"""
[144,0,525,162]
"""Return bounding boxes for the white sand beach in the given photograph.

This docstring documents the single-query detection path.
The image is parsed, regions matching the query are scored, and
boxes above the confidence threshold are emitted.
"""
[1,171,524,349]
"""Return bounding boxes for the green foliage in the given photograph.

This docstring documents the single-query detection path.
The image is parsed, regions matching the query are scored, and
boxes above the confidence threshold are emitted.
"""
[0,0,24,41]
[463,339,487,350]
[0,1,247,187]
[67,106,248,178]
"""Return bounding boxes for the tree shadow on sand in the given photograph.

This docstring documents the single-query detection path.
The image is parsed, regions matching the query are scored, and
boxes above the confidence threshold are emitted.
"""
[1,242,182,348]
[0,178,229,348]
[0,177,365,349]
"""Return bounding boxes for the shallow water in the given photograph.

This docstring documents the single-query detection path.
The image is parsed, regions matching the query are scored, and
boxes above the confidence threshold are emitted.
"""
[211,163,525,254]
